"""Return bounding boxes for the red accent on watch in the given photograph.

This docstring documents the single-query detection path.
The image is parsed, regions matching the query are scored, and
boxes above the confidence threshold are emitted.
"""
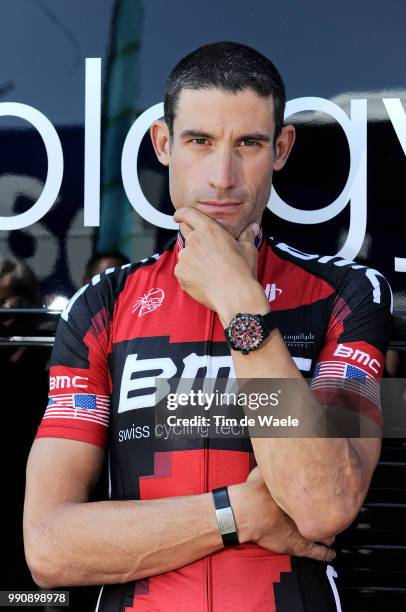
[224,312,276,354]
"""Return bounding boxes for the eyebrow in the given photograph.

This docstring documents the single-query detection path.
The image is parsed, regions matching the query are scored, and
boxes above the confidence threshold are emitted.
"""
[239,132,272,143]
[179,129,272,142]
[179,129,213,139]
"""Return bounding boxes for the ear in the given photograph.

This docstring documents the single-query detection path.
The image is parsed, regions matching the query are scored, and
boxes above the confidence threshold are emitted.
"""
[273,125,296,171]
[150,120,171,166]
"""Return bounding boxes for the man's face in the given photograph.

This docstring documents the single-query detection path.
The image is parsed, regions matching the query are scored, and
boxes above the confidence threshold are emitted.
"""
[151,87,294,238]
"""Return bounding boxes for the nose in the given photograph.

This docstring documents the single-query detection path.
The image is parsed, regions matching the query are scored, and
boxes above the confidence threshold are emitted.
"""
[208,146,238,192]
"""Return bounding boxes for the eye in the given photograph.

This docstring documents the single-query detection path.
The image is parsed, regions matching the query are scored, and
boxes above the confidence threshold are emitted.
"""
[191,138,209,145]
[240,139,260,147]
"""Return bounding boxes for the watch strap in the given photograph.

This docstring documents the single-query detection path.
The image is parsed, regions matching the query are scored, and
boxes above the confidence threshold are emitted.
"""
[261,310,277,334]
[212,487,239,547]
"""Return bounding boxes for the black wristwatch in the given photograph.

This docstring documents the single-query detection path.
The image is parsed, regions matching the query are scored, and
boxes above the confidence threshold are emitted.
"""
[224,311,277,354]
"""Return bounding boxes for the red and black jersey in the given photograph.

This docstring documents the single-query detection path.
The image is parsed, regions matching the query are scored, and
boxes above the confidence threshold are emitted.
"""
[36,232,392,612]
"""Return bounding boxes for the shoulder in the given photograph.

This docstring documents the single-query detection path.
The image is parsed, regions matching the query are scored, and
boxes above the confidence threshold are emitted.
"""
[60,251,168,328]
[267,236,393,314]
[50,251,170,367]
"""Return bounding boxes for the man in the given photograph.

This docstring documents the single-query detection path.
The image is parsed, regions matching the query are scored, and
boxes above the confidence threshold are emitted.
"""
[24,42,392,611]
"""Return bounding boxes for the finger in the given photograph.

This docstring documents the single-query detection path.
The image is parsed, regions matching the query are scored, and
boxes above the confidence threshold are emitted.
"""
[179,221,193,238]
[238,223,260,245]
[320,537,335,547]
[302,542,336,563]
[174,206,217,230]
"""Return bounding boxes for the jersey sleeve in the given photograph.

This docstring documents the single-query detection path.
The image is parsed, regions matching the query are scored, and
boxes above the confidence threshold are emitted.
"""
[310,266,393,428]
[36,274,117,449]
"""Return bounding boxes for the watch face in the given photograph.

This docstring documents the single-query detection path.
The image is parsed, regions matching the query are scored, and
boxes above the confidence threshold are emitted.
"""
[229,315,265,352]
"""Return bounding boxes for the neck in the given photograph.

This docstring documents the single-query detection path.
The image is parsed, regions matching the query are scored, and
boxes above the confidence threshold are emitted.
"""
[176,226,264,250]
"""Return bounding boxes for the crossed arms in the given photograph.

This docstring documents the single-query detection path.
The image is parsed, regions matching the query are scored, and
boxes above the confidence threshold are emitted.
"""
[24,209,386,588]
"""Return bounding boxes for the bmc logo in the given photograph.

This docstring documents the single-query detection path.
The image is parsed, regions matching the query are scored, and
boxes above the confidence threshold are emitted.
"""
[50,375,89,390]
[118,353,235,414]
[117,352,311,414]
[333,343,381,374]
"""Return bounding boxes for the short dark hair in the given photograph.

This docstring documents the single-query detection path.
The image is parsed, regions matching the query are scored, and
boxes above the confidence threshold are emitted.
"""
[164,41,286,145]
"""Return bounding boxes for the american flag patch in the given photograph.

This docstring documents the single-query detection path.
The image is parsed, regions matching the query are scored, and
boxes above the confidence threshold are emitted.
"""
[311,361,381,409]
[44,394,110,427]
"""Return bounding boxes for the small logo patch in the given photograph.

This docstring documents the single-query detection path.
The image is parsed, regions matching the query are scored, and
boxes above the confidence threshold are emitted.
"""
[133,288,165,317]
[264,283,282,303]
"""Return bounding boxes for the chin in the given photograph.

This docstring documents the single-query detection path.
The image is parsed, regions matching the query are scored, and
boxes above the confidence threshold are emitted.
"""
[191,204,246,238]
[214,218,241,237]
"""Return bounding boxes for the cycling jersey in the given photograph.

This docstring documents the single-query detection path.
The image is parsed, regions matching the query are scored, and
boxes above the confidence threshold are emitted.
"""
[36,231,392,611]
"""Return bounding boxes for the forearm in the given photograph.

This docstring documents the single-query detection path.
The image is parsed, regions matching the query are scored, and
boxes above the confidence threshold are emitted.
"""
[239,333,365,537]
[218,283,373,538]
[25,492,224,588]
[25,471,336,590]
[250,436,365,539]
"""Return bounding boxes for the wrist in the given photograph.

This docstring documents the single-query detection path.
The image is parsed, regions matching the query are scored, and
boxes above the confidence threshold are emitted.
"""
[217,281,270,327]
[227,482,263,544]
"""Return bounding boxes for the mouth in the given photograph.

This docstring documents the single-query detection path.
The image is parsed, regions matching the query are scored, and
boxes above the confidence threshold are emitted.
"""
[197,201,242,213]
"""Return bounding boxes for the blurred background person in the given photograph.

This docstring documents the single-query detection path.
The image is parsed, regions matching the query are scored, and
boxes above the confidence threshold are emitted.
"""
[82,250,131,285]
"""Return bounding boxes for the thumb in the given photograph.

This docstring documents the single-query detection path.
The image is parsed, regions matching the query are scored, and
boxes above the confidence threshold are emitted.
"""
[238,223,260,245]
[303,541,336,563]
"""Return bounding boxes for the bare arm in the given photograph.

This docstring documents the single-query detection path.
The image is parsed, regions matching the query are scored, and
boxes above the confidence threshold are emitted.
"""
[173,206,382,542]
[226,322,381,541]
[24,438,222,588]
[24,438,334,588]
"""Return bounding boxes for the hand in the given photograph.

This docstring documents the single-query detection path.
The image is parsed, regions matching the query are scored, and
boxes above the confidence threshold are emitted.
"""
[173,207,262,314]
[228,468,336,562]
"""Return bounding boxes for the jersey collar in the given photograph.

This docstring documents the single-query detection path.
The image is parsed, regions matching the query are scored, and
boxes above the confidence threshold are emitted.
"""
[176,226,264,251]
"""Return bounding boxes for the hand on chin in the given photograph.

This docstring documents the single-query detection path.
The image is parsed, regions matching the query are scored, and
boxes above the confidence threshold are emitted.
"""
[173,207,260,314]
